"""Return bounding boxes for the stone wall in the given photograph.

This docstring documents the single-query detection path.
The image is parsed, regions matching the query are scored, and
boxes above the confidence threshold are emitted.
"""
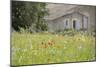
[47,5,96,32]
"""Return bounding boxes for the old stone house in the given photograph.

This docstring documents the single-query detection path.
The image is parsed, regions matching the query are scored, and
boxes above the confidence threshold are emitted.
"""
[45,3,96,32]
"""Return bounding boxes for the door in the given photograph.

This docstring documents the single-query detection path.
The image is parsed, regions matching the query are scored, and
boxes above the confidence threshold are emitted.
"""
[73,20,80,30]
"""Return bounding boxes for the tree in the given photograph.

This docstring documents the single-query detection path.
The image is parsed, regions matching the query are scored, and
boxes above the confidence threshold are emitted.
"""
[12,1,48,32]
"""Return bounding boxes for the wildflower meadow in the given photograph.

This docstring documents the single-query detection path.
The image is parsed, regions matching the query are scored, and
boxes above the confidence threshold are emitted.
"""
[11,31,96,66]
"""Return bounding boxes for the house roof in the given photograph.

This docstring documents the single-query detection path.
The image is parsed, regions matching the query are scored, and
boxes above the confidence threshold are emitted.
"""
[44,3,79,20]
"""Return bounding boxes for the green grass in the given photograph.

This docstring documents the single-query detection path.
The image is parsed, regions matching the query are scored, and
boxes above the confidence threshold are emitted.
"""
[11,32,96,66]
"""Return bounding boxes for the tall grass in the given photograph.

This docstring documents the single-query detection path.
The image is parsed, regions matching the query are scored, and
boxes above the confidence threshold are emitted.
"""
[11,31,96,66]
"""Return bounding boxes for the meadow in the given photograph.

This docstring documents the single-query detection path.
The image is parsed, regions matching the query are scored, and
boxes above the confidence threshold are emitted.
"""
[11,31,96,66]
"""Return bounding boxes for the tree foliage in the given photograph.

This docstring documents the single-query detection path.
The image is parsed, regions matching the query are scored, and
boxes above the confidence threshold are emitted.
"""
[12,1,48,32]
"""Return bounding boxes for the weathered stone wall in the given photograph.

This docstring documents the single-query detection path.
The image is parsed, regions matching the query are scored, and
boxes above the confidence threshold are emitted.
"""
[48,12,83,31]
[47,5,96,32]
[78,6,96,32]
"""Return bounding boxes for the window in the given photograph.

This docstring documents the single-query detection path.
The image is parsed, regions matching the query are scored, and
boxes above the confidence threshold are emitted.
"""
[64,19,69,29]
[66,20,68,26]
[83,16,88,30]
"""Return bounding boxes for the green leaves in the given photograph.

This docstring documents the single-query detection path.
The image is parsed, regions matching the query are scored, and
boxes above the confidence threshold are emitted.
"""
[12,1,48,32]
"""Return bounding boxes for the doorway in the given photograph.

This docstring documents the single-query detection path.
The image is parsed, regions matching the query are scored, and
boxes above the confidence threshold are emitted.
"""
[73,20,76,29]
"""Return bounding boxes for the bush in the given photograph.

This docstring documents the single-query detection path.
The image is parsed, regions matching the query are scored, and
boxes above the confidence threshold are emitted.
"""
[19,27,29,33]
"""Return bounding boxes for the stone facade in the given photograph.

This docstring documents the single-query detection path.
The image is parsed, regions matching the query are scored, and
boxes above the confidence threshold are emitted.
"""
[45,4,96,32]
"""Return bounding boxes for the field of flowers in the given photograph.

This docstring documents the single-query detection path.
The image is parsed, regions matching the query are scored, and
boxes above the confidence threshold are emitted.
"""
[11,31,96,66]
